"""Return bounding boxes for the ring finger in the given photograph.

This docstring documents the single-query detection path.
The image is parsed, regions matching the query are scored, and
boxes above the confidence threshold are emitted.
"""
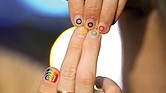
[57,27,88,92]
[75,30,101,93]
[98,0,119,34]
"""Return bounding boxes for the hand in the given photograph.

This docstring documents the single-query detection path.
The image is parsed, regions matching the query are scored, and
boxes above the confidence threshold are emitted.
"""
[68,0,127,34]
[38,27,121,93]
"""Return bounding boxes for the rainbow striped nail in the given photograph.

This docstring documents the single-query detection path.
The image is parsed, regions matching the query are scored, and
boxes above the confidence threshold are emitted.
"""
[44,68,58,83]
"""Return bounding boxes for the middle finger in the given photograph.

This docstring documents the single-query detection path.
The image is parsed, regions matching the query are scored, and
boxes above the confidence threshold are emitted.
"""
[84,0,103,30]
[76,30,102,93]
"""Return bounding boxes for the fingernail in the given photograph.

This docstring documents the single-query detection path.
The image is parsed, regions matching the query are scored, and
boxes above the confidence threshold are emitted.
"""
[89,29,100,39]
[44,68,58,83]
[74,15,83,26]
[85,19,95,29]
[77,26,88,37]
[98,22,107,33]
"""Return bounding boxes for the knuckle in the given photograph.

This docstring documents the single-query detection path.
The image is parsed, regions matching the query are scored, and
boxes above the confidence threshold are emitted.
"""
[69,1,83,14]
[61,65,76,80]
[102,10,115,20]
[83,41,99,51]
[88,6,100,12]
[70,42,82,50]
[77,72,95,86]
[86,5,100,16]
[69,38,83,50]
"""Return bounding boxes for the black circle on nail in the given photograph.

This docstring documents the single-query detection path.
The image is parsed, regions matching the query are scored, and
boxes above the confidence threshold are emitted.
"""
[76,18,82,25]
[88,22,93,28]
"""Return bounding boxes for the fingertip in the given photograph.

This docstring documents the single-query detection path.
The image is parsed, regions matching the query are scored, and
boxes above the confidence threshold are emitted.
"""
[68,0,84,27]
[84,18,97,30]
[95,76,122,93]
[74,15,84,27]
[44,67,59,83]
[98,26,110,34]
[95,76,104,89]
[38,67,59,93]
[88,29,101,39]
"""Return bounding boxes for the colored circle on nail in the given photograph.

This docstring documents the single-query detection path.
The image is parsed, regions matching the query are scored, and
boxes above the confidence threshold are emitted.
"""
[91,30,97,36]
[88,22,93,28]
[80,27,87,35]
[99,26,105,32]
[76,18,82,25]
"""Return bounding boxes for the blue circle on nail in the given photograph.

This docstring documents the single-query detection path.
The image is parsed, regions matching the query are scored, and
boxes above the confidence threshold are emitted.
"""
[76,18,82,24]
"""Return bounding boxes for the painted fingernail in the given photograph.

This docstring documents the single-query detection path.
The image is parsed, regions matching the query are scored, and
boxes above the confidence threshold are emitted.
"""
[98,22,107,33]
[90,29,100,38]
[85,19,95,29]
[44,68,58,83]
[78,26,88,37]
[74,15,83,26]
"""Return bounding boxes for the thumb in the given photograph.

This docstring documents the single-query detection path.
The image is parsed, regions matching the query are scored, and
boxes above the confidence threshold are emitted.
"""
[95,76,122,93]
[38,67,59,93]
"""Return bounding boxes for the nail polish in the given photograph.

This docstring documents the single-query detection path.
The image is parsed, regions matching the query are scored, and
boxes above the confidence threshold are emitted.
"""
[99,26,105,32]
[78,26,88,35]
[90,29,99,38]
[76,18,82,25]
[98,22,107,32]
[74,15,83,26]
[86,19,95,29]
[88,22,93,28]
[44,68,58,83]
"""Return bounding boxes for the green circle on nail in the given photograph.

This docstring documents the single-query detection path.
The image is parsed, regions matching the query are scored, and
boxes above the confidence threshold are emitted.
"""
[91,30,97,35]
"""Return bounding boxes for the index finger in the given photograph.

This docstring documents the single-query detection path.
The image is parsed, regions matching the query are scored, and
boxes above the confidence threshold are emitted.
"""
[57,27,88,92]
[68,0,85,27]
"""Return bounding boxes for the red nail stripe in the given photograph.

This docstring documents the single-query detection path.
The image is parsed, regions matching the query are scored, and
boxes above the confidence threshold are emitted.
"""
[99,26,105,32]
[45,68,58,83]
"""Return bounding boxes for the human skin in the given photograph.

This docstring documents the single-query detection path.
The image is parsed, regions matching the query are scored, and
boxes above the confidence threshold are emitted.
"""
[38,27,122,93]
[67,0,166,92]
[68,0,127,34]
[119,0,166,93]
[38,0,166,93]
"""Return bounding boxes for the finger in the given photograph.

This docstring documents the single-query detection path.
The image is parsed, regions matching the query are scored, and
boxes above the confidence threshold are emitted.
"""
[84,0,103,30]
[98,0,119,34]
[95,76,122,93]
[58,27,88,92]
[114,0,127,22]
[68,0,84,27]
[38,67,59,93]
[76,30,101,93]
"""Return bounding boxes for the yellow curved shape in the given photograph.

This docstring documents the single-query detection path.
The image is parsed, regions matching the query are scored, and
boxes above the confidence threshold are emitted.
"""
[49,27,76,67]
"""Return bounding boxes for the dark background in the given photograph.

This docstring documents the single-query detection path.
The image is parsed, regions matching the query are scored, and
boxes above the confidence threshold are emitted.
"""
[0,0,72,66]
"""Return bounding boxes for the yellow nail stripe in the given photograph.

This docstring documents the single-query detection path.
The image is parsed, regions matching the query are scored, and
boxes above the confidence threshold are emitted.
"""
[79,27,88,35]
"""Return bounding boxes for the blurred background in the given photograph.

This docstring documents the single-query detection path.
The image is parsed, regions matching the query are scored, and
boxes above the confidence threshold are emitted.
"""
[0,0,72,93]
[0,0,72,66]
[0,1,122,93]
